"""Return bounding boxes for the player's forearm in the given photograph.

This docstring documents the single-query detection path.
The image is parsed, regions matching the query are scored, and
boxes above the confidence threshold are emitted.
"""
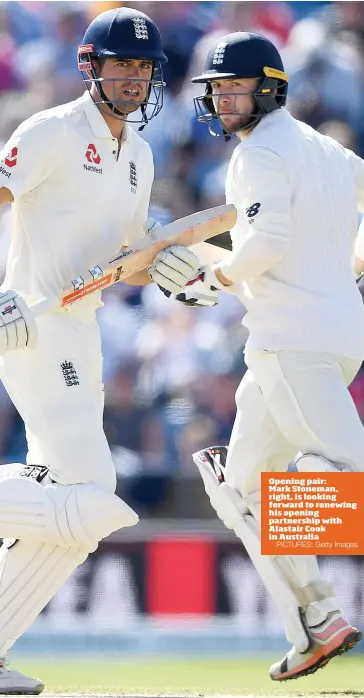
[215,229,289,284]
[214,267,234,286]
[0,187,14,206]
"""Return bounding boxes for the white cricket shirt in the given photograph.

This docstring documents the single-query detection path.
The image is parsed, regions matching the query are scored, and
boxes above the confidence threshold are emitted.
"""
[220,108,364,360]
[0,91,154,318]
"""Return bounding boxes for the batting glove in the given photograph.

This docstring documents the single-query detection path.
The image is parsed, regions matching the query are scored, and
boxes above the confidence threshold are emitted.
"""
[0,290,37,353]
[148,245,200,295]
[159,266,224,307]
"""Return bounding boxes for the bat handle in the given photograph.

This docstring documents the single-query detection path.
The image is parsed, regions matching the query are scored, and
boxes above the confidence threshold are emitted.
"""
[29,295,59,318]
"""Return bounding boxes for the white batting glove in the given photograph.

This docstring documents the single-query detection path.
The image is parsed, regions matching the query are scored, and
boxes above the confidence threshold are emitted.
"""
[172,266,225,307]
[148,245,200,295]
[0,290,37,353]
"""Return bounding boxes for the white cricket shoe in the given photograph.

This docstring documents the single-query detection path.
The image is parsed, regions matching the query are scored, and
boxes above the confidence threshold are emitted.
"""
[0,660,44,695]
[270,611,362,681]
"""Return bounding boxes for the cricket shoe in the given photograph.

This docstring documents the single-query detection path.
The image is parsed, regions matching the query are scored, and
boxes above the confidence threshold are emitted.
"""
[0,659,44,694]
[270,611,362,681]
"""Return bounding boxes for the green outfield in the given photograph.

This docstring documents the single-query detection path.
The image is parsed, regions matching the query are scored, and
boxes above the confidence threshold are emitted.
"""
[16,654,363,695]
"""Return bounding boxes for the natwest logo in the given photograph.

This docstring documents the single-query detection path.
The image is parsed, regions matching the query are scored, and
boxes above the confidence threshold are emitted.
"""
[85,143,101,165]
[3,147,18,168]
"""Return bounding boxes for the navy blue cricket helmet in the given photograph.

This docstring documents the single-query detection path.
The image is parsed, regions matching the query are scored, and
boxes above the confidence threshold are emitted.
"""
[78,7,167,128]
[192,32,288,138]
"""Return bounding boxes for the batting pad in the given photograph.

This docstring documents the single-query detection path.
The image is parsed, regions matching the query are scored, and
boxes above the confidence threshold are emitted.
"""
[0,539,89,655]
[0,476,139,547]
[196,458,310,652]
[247,498,338,625]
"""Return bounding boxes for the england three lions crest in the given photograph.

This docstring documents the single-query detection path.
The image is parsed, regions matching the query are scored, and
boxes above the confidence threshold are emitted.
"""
[129,161,137,194]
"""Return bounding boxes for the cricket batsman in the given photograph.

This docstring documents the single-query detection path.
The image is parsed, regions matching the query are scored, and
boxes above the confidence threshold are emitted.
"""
[0,7,201,693]
[165,32,364,680]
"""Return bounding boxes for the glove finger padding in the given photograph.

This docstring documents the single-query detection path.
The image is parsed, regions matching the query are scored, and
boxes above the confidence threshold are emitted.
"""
[150,267,190,295]
[13,296,37,349]
[149,246,201,295]
[14,317,28,350]
[154,253,196,280]
[4,320,18,351]
[0,291,37,352]
[152,246,200,278]
[164,245,200,273]
[153,258,193,286]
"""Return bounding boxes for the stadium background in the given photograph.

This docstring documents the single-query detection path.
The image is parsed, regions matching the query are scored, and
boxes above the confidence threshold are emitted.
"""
[0,0,363,665]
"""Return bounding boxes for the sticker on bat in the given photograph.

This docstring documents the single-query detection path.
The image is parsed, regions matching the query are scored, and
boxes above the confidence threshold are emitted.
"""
[62,274,113,306]
[72,276,84,291]
[89,266,103,281]
[114,266,123,282]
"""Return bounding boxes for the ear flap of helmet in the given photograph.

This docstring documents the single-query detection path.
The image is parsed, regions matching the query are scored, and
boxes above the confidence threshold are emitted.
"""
[254,76,288,116]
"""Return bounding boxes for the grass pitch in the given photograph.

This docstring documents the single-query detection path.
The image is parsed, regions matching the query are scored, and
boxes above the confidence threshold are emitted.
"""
[16,654,364,696]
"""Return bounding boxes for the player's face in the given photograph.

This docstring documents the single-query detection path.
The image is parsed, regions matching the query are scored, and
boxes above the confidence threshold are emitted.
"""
[211,77,258,133]
[100,58,153,113]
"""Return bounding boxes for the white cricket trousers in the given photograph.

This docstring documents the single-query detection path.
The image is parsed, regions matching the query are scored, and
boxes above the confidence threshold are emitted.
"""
[0,311,116,493]
[225,350,364,497]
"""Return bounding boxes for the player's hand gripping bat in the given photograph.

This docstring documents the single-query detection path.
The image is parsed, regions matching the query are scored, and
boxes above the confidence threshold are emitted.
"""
[30,204,236,316]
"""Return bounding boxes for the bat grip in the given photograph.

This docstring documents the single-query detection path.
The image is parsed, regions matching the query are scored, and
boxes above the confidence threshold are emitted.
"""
[29,295,59,318]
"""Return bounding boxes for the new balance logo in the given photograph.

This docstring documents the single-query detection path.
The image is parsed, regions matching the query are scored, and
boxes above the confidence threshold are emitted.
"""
[245,202,261,223]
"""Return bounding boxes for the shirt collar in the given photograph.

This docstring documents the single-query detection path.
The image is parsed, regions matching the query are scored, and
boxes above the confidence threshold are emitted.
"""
[237,108,287,147]
[81,90,130,142]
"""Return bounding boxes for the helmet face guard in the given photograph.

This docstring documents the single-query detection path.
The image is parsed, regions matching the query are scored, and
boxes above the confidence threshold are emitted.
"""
[194,68,288,138]
[78,44,165,128]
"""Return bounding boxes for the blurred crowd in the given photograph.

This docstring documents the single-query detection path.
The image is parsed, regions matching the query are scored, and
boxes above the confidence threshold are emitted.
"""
[0,1,364,516]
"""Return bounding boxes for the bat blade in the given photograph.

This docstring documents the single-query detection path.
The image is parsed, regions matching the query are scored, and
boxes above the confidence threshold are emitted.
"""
[31,204,236,316]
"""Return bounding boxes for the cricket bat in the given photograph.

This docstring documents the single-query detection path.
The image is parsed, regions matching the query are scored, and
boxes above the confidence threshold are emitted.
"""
[30,204,236,316]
